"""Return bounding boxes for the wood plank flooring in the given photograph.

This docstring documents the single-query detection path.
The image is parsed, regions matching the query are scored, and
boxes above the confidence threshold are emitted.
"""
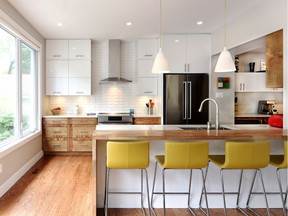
[0,155,284,216]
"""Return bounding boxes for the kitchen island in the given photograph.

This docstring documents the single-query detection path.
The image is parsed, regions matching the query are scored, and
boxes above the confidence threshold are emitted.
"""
[92,125,287,215]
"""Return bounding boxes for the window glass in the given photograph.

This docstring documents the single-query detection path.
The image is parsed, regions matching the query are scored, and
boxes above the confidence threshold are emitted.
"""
[0,27,17,142]
[21,42,37,135]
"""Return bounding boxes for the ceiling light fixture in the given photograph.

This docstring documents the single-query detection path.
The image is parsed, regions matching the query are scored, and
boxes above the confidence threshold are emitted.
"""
[197,21,203,25]
[152,0,169,73]
[215,0,236,72]
[126,22,132,26]
[57,22,63,27]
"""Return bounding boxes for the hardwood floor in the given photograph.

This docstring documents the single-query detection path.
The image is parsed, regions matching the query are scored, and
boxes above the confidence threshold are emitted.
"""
[0,155,284,216]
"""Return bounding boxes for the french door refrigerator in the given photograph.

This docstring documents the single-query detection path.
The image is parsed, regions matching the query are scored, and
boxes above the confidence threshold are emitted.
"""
[163,73,209,124]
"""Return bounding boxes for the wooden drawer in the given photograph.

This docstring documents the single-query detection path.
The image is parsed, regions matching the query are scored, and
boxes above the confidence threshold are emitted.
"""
[71,125,95,138]
[71,140,92,151]
[43,127,68,138]
[43,118,68,126]
[71,118,97,125]
[43,139,68,152]
[133,117,161,125]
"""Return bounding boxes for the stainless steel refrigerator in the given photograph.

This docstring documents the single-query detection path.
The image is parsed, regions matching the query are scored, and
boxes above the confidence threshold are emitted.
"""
[163,73,209,124]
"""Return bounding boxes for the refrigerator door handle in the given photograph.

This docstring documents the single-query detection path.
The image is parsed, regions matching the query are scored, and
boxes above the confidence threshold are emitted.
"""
[188,81,192,119]
[183,81,187,120]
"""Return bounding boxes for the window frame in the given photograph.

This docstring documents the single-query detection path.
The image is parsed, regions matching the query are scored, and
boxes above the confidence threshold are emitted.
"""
[0,22,41,154]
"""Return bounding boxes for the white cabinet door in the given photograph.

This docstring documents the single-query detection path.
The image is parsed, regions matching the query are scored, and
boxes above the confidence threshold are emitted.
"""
[163,34,186,72]
[69,61,91,78]
[69,40,91,59]
[46,61,68,77]
[46,78,68,95]
[186,34,210,72]
[138,60,157,78]
[138,78,157,95]
[235,73,279,92]
[69,78,91,95]
[137,39,158,59]
[46,40,68,60]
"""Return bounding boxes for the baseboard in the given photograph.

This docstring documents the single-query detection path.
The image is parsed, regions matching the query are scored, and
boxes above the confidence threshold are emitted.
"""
[0,150,44,198]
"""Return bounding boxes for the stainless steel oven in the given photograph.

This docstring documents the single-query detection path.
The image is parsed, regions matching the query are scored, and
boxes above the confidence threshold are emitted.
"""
[97,113,133,125]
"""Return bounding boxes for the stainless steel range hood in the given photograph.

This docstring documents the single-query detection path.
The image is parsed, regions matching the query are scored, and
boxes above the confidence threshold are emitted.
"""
[99,39,132,83]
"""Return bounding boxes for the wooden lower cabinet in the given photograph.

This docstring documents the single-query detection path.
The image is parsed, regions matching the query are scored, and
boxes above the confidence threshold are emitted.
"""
[235,116,270,124]
[133,117,161,125]
[43,117,97,154]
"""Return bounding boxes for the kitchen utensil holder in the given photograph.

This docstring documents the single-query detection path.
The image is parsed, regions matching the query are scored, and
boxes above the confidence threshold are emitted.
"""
[147,107,153,115]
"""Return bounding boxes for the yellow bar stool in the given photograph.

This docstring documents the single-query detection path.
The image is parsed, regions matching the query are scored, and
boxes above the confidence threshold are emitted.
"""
[104,141,151,216]
[151,141,210,216]
[201,141,270,216]
[269,141,287,215]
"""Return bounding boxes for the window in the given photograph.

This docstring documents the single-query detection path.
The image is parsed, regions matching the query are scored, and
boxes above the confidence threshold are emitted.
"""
[0,25,39,147]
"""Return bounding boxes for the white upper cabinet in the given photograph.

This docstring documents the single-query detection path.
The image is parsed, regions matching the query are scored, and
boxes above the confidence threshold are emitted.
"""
[235,73,282,92]
[69,40,91,60]
[137,39,158,59]
[163,34,210,73]
[46,40,69,60]
[46,39,91,96]
[137,60,157,78]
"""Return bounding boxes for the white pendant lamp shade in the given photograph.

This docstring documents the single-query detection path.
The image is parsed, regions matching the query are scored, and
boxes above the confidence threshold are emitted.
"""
[152,48,169,73]
[215,47,236,72]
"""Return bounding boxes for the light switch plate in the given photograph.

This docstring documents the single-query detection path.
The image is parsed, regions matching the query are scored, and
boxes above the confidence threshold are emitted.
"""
[216,92,224,98]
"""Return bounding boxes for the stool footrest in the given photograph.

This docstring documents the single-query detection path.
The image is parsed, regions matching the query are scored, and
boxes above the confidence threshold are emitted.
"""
[108,191,142,195]
[152,191,190,195]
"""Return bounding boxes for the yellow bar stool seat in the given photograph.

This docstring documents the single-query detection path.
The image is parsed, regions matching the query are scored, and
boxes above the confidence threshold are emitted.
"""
[269,141,287,216]
[151,141,209,216]
[202,141,270,216]
[104,141,151,216]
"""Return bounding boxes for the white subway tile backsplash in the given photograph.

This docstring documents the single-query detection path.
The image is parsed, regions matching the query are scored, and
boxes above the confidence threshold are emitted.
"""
[48,40,159,115]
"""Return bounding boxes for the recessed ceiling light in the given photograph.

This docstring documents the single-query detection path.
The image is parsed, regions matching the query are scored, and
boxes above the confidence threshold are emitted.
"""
[57,22,63,27]
[197,21,203,25]
[126,22,132,26]
[174,39,180,43]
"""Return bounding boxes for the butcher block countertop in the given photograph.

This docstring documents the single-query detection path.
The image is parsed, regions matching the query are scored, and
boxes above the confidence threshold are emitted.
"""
[93,124,287,141]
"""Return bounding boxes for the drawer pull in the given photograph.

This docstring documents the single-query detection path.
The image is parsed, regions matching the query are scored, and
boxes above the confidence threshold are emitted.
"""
[144,54,153,57]
[144,91,152,94]
[52,55,61,57]
[75,55,84,57]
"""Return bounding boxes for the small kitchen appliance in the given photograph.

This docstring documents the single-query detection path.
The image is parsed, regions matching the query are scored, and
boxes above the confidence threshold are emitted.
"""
[257,100,277,114]
[97,113,133,124]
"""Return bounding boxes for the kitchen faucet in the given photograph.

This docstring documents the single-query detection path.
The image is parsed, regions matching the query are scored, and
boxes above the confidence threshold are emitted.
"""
[198,98,220,130]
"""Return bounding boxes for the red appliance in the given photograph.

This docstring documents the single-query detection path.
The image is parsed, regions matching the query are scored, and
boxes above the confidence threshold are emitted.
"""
[268,114,283,128]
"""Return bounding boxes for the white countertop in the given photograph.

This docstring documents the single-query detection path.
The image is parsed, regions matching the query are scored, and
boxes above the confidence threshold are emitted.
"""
[42,113,161,118]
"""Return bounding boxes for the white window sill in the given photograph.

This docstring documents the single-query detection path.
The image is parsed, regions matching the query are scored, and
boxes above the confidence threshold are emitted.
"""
[0,131,42,159]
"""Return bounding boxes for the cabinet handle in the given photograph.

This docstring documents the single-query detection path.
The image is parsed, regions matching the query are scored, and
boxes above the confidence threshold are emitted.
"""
[75,92,84,94]
[75,55,84,57]
[184,64,186,72]
[243,83,245,91]
[52,55,61,58]
[187,64,190,72]
[144,91,152,94]
[240,83,242,91]
[53,91,61,94]
[144,54,153,57]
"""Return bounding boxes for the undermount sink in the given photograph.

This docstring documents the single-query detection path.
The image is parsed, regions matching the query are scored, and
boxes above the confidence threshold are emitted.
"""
[180,126,231,130]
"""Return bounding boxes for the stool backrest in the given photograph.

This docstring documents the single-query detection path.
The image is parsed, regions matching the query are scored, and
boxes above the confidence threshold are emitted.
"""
[107,141,149,169]
[223,141,270,169]
[163,141,209,169]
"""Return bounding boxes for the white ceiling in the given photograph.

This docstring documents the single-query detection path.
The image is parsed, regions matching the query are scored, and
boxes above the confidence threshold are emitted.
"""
[7,0,264,40]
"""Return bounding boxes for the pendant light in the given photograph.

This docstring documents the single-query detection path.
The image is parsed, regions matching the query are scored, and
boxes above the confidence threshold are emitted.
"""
[152,0,170,73]
[215,0,236,72]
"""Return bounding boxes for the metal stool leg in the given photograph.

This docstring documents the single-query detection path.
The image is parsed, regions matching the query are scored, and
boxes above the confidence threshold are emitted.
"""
[200,168,210,216]
[188,169,197,216]
[276,168,286,216]
[220,169,228,216]
[162,168,166,216]
[151,161,158,215]
[144,169,152,216]
[199,161,210,214]
[105,168,110,216]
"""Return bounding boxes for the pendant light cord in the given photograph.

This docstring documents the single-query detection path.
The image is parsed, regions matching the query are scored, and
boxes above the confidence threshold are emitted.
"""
[160,0,163,49]
[224,0,227,47]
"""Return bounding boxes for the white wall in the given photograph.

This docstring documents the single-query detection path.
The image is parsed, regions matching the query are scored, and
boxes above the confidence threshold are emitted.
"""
[0,0,45,197]
[211,0,287,128]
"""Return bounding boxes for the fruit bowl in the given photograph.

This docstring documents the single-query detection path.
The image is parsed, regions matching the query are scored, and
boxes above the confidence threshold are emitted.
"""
[51,109,61,115]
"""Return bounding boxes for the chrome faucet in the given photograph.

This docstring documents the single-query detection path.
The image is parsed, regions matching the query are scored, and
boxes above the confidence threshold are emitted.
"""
[198,98,220,130]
